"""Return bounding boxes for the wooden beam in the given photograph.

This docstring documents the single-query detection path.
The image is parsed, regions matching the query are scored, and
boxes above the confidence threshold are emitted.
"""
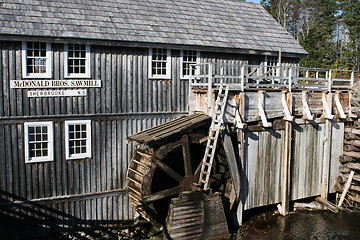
[337,171,354,207]
[154,160,184,183]
[322,93,334,119]
[321,114,333,199]
[143,186,182,202]
[182,134,193,177]
[221,125,241,201]
[235,108,245,129]
[258,90,272,127]
[281,91,294,121]
[334,92,346,119]
[302,91,313,120]
[279,91,292,216]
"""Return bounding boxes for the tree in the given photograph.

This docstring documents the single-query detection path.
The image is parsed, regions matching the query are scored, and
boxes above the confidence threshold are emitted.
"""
[340,0,360,71]
[261,0,338,68]
[299,0,338,68]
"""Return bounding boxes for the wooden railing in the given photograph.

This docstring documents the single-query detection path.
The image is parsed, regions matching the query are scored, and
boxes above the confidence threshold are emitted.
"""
[189,63,355,92]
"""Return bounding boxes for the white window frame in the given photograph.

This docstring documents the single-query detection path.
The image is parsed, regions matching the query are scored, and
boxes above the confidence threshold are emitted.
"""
[64,44,91,78]
[148,48,171,79]
[22,42,52,78]
[180,50,200,79]
[65,120,92,160]
[24,121,54,163]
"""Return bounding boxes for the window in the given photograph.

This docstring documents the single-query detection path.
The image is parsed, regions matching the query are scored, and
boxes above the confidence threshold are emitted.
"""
[22,42,52,78]
[64,44,91,78]
[149,48,171,79]
[24,122,54,163]
[65,120,91,160]
[180,50,200,79]
[264,56,279,76]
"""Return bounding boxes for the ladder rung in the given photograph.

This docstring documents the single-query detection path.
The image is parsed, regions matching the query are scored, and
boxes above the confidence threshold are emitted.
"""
[201,171,209,175]
[218,94,225,98]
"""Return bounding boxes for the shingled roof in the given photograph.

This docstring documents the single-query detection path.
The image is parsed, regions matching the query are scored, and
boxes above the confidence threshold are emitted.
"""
[0,0,307,56]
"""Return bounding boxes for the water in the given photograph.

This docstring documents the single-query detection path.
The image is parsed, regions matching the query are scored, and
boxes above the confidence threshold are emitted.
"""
[236,210,360,240]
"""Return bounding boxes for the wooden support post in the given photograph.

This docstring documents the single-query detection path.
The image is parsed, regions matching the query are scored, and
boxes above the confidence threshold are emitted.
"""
[322,93,334,119]
[302,91,313,120]
[338,171,354,207]
[207,63,213,115]
[258,90,272,127]
[222,125,241,201]
[321,93,333,199]
[328,70,332,92]
[237,126,245,225]
[278,92,292,216]
[234,92,246,129]
[235,108,245,129]
[334,92,346,119]
[230,92,247,226]
[241,64,245,92]
[281,91,294,121]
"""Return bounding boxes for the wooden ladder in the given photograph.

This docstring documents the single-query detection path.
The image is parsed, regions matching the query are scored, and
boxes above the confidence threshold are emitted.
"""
[198,85,229,190]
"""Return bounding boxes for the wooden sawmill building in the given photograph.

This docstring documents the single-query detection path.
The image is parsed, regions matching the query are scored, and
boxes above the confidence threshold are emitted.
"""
[0,0,311,237]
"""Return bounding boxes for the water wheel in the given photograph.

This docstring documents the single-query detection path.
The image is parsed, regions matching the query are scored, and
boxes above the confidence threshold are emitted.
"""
[126,131,235,229]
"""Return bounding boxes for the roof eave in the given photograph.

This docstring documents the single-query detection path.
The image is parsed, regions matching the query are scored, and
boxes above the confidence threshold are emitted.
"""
[0,33,308,58]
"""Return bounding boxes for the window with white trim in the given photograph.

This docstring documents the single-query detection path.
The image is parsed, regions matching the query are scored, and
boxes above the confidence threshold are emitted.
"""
[64,44,91,78]
[22,42,52,78]
[24,122,54,163]
[180,50,200,79]
[149,48,171,79]
[65,120,91,160]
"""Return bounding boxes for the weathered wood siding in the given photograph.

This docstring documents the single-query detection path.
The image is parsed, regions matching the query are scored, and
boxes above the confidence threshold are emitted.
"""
[243,128,284,209]
[0,40,260,231]
[291,122,343,199]
[0,42,191,116]
[242,122,342,210]
[0,116,179,228]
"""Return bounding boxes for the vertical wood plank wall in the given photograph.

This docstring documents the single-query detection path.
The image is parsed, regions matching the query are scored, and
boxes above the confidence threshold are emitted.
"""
[0,41,253,231]
[242,122,342,210]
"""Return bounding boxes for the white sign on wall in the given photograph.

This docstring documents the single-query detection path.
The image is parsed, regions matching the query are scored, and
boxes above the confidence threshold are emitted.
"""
[28,90,87,97]
[10,80,101,88]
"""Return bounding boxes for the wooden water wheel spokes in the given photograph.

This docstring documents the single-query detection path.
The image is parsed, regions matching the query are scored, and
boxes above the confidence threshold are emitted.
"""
[126,132,234,228]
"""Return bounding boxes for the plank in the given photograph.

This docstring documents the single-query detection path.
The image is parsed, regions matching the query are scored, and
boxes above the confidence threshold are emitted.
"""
[221,125,241,200]
[338,171,354,207]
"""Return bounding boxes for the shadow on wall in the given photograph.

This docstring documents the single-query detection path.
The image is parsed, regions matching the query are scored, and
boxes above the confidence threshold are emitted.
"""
[0,190,131,239]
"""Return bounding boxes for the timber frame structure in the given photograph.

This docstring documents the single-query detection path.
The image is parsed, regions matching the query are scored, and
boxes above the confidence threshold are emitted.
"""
[188,62,356,221]
[2,0,357,238]
[125,62,357,238]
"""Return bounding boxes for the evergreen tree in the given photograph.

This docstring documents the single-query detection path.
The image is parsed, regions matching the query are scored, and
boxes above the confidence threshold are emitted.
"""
[340,0,360,71]
[299,0,338,68]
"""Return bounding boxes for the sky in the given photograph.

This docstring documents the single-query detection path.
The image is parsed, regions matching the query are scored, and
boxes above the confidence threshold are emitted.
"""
[246,0,261,3]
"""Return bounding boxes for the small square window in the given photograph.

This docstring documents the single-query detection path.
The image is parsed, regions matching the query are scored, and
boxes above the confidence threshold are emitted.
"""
[24,122,53,163]
[149,48,171,79]
[64,44,91,78]
[22,42,52,78]
[180,50,200,79]
[65,120,91,160]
